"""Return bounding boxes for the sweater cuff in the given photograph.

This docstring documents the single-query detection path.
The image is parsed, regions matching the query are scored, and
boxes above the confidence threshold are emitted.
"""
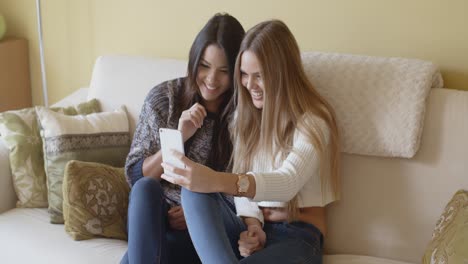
[234,197,264,226]
[249,171,267,202]
[128,158,145,186]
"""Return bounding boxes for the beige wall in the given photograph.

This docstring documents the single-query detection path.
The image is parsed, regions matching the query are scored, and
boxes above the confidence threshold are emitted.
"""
[1,0,468,105]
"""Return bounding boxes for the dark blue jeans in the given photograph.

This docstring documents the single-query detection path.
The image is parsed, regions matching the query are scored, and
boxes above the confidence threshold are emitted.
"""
[181,188,323,264]
[120,177,200,264]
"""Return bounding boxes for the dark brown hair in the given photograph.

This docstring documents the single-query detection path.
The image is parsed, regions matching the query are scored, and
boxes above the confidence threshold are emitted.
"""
[182,13,245,171]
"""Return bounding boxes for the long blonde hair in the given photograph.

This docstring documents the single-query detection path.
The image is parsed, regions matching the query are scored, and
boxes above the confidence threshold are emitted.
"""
[231,20,341,220]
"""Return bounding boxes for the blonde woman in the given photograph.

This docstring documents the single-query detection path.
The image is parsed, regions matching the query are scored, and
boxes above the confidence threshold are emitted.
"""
[161,20,340,263]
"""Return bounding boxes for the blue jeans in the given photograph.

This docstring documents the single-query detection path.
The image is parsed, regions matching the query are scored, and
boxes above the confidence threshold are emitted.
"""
[181,188,323,264]
[121,177,201,264]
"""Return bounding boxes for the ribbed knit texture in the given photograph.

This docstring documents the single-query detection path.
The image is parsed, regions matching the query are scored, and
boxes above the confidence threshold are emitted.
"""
[235,115,337,223]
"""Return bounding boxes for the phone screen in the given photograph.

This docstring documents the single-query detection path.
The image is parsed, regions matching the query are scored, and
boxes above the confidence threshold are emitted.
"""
[159,128,185,178]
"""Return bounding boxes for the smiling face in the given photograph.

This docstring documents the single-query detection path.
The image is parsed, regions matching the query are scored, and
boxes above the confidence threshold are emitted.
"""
[240,50,265,109]
[196,44,230,113]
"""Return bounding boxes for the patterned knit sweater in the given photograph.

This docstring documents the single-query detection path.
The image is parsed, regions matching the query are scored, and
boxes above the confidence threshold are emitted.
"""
[125,77,225,206]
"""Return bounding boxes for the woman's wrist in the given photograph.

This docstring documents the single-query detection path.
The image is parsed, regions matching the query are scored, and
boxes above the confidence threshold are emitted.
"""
[217,172,256,198]
[142,150,163,178]
[215,172,237,194]
[243,217,262,227]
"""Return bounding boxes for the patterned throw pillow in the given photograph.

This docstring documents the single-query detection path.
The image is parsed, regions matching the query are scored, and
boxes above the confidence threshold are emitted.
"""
[36,106,130,224]
[0,99,100,208]
[63,160,129,240]
[422,190,468,263]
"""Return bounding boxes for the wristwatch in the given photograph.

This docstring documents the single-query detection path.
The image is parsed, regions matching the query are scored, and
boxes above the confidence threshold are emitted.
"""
[236,174,250,195]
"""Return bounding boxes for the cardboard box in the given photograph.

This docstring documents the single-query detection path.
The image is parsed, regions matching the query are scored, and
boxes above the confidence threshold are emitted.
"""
[0,37,32,112]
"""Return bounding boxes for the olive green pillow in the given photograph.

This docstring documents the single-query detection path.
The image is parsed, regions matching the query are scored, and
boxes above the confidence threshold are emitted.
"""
[63,160,129,241]
[422,189,468,264]
[37,106,130,224]
[0,99,100,208]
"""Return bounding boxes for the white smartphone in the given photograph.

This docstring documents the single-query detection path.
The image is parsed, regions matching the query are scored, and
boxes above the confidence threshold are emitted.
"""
[159,128,185,178]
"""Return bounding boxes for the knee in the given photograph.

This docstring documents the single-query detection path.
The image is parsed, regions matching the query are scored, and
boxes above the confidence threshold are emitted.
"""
[181,188,201,207]
[181,188,219,208]
[130,177,163,201]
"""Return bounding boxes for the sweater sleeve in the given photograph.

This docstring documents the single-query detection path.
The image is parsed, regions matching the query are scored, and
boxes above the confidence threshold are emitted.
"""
[234,193,265,225]
[125,85,169,186]
[251,120,331,202]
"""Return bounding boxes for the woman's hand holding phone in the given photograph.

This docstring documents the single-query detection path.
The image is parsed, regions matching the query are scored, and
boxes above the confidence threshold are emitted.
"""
[178,103,207,142]
[161,150,220,193]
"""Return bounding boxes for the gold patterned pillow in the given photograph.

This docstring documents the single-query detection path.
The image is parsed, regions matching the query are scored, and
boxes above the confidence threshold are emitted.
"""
[422,189,468,264]
[63,160,129,241]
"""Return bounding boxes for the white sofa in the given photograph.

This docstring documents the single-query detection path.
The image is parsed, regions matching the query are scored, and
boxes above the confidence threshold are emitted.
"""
[1,54,467,264]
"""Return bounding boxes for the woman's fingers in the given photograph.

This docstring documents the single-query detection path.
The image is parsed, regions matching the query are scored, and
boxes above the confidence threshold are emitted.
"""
[170,220,187,230]
[161,151,217,193]
[183,110,198,127]
[170,150,194,167]
[161,173,189,186]
[238,237,258,257]
[191,103,207,117]
[191,110,204,127]
[239,235,259,246]
[161,151,194,174]
[168,206,182,215]
[161,162,187,176]
[239,249,251,257]
[170,215,185,225]
[168,211,187,230]
[239,231,260,248]
[160,153,194,188]
[238,228,265,257]
[190,104,207,127]
[168,207,184,218]
[182,103,206,128]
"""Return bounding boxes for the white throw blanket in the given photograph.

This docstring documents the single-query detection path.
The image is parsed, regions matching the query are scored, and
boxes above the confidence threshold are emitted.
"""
[301,52,444,158]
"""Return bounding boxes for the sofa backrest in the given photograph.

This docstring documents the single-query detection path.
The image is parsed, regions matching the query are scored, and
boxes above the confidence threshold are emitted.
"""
[87,55,468,263]
[328,88,468,263]
[88,55,187,135]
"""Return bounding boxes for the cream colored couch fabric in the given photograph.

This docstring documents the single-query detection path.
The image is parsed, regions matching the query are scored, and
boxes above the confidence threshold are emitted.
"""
[1,54,467,264]
[326,88,468,262]
[302,52,443,158]
[0,209,415,264]
[0,208,126,264]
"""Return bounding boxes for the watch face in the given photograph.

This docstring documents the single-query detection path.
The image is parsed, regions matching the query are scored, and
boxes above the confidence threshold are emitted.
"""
[238,176,249,192]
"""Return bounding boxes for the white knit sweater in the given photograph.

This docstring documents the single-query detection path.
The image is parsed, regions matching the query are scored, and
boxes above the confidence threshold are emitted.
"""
[234,115,337,224]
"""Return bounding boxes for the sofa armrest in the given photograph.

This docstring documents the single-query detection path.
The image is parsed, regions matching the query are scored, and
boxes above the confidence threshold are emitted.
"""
[0,138,16,213]
[51,87,89,107]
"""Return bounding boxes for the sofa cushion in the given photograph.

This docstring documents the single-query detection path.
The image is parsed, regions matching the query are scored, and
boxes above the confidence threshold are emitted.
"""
[0,99,100,208]
[36,107,130,223]
[0,208,416,264]
[63,161,129,241]
[0,208,126,264]
[301,52,443,158]
[422,189,468,263]
[87,55,187,137]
